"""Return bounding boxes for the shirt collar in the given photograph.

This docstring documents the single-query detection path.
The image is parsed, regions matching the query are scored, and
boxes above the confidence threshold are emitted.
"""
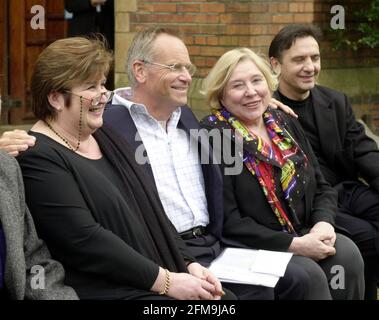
[112,87,182,130]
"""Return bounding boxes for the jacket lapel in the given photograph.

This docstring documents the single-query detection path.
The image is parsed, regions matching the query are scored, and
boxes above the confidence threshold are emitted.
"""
[104,104,156,183]
[311,86,339,164]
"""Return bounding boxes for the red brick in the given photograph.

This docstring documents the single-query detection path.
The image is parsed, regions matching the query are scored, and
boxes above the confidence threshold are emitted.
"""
[225,3,249,13]
[304,3,314,12]
[293,13,314,23]
[201,3,225,13]
[193,57,207,67]
[249,13,272,24]
[206,36,218,46]
[200,46,227,57]
[250,25,268,35]
[206,57,217,67]
[289,3,305,13]
[218,36,239,46]
[187,45,201,56]
[193,14,219,24]
[272,15,294,24]
[225,24,250,35]
[151,3,176,12]
[221,13,250,24]
[183,36,194,45]
[237,36,250,47]
[194,36,207,45]
[250,3,268,13]
[250,35,273,47]
[199,25,226,35]
[278,3,289,13]
[267,24,286,35]
[177,4,200,13]
[138,4,153,12]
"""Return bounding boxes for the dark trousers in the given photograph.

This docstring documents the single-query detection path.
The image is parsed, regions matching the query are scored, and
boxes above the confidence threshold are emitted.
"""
[291,234,364,300]
[184,234,309,300]
[335,181,379,299]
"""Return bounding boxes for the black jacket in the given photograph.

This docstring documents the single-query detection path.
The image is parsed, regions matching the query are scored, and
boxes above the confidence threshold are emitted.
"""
[200,109,337,251]
[274,85,379,192]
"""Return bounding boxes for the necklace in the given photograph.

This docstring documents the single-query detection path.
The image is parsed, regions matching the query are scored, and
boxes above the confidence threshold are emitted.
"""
[44,104,83,151]
[45,121,80,151]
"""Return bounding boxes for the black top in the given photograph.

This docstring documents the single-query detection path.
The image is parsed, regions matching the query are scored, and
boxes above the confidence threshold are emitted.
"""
[200,109,337,251]
[278,91,339,186]
[18,128,191,300]
[275,86,379,190]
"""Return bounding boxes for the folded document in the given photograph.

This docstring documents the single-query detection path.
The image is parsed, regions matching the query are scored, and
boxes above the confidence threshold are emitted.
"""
[209,248,293,288]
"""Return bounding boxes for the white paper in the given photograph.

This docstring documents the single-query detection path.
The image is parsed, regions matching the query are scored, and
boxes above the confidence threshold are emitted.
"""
[209,248,293,288]
[251,249,293,277]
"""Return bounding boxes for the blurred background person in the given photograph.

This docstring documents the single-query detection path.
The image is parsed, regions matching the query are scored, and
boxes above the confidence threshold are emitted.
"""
[65,0,114,89]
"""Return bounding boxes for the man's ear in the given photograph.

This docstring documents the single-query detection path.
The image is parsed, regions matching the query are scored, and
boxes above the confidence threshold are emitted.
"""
[270,57,281,76]
[47,91,64,112]
[133,60,146,84]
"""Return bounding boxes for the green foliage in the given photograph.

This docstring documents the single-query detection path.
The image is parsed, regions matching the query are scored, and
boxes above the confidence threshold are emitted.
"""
[335,0,379,50]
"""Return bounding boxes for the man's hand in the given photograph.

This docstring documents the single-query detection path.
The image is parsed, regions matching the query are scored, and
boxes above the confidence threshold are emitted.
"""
[309,221,336,247]
[269,98,298,118]
[0,129,35,157]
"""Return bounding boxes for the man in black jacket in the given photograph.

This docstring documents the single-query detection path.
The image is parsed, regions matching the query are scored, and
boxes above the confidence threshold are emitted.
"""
[269,24,379,299]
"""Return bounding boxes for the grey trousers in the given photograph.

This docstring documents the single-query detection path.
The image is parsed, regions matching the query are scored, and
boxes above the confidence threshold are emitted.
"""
[291,233,365,300]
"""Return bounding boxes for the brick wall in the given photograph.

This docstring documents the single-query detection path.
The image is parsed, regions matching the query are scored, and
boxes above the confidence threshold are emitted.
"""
[115,0,379,129]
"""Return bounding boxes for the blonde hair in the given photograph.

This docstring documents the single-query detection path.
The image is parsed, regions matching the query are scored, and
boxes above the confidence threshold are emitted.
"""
[31,36,113,120]
[202,48,278,110]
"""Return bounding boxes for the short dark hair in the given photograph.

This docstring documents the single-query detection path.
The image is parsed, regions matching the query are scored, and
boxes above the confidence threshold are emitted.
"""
[269,24,322,61]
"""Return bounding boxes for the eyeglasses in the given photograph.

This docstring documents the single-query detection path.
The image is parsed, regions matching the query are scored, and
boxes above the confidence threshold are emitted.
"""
[142,60,197,76]
[65,90,114,106]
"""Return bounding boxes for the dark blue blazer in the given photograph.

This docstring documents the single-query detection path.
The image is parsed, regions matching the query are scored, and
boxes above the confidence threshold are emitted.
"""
[103,104,224,240]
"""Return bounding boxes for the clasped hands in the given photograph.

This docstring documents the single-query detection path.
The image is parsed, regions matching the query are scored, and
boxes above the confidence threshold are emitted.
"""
[151,262,224,300]
[289,221,337,261]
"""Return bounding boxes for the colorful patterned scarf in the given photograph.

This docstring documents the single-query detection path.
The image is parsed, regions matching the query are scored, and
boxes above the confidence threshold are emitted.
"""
[211,108,308,235]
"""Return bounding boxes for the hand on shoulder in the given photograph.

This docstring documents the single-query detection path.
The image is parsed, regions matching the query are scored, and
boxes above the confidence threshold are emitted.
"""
[0,130,35,157]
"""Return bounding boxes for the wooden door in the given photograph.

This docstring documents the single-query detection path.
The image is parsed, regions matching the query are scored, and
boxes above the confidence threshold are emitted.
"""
[0,0,9,124]
[2,0,67,125]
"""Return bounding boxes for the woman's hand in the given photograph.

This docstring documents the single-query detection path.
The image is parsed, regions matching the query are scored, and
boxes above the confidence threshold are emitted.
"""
[151,267,220,300]
[187,262,224,300]
[289,232,336,261]
[268,98,298,118]
[309,221,336,247]
[0,129,35,156]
